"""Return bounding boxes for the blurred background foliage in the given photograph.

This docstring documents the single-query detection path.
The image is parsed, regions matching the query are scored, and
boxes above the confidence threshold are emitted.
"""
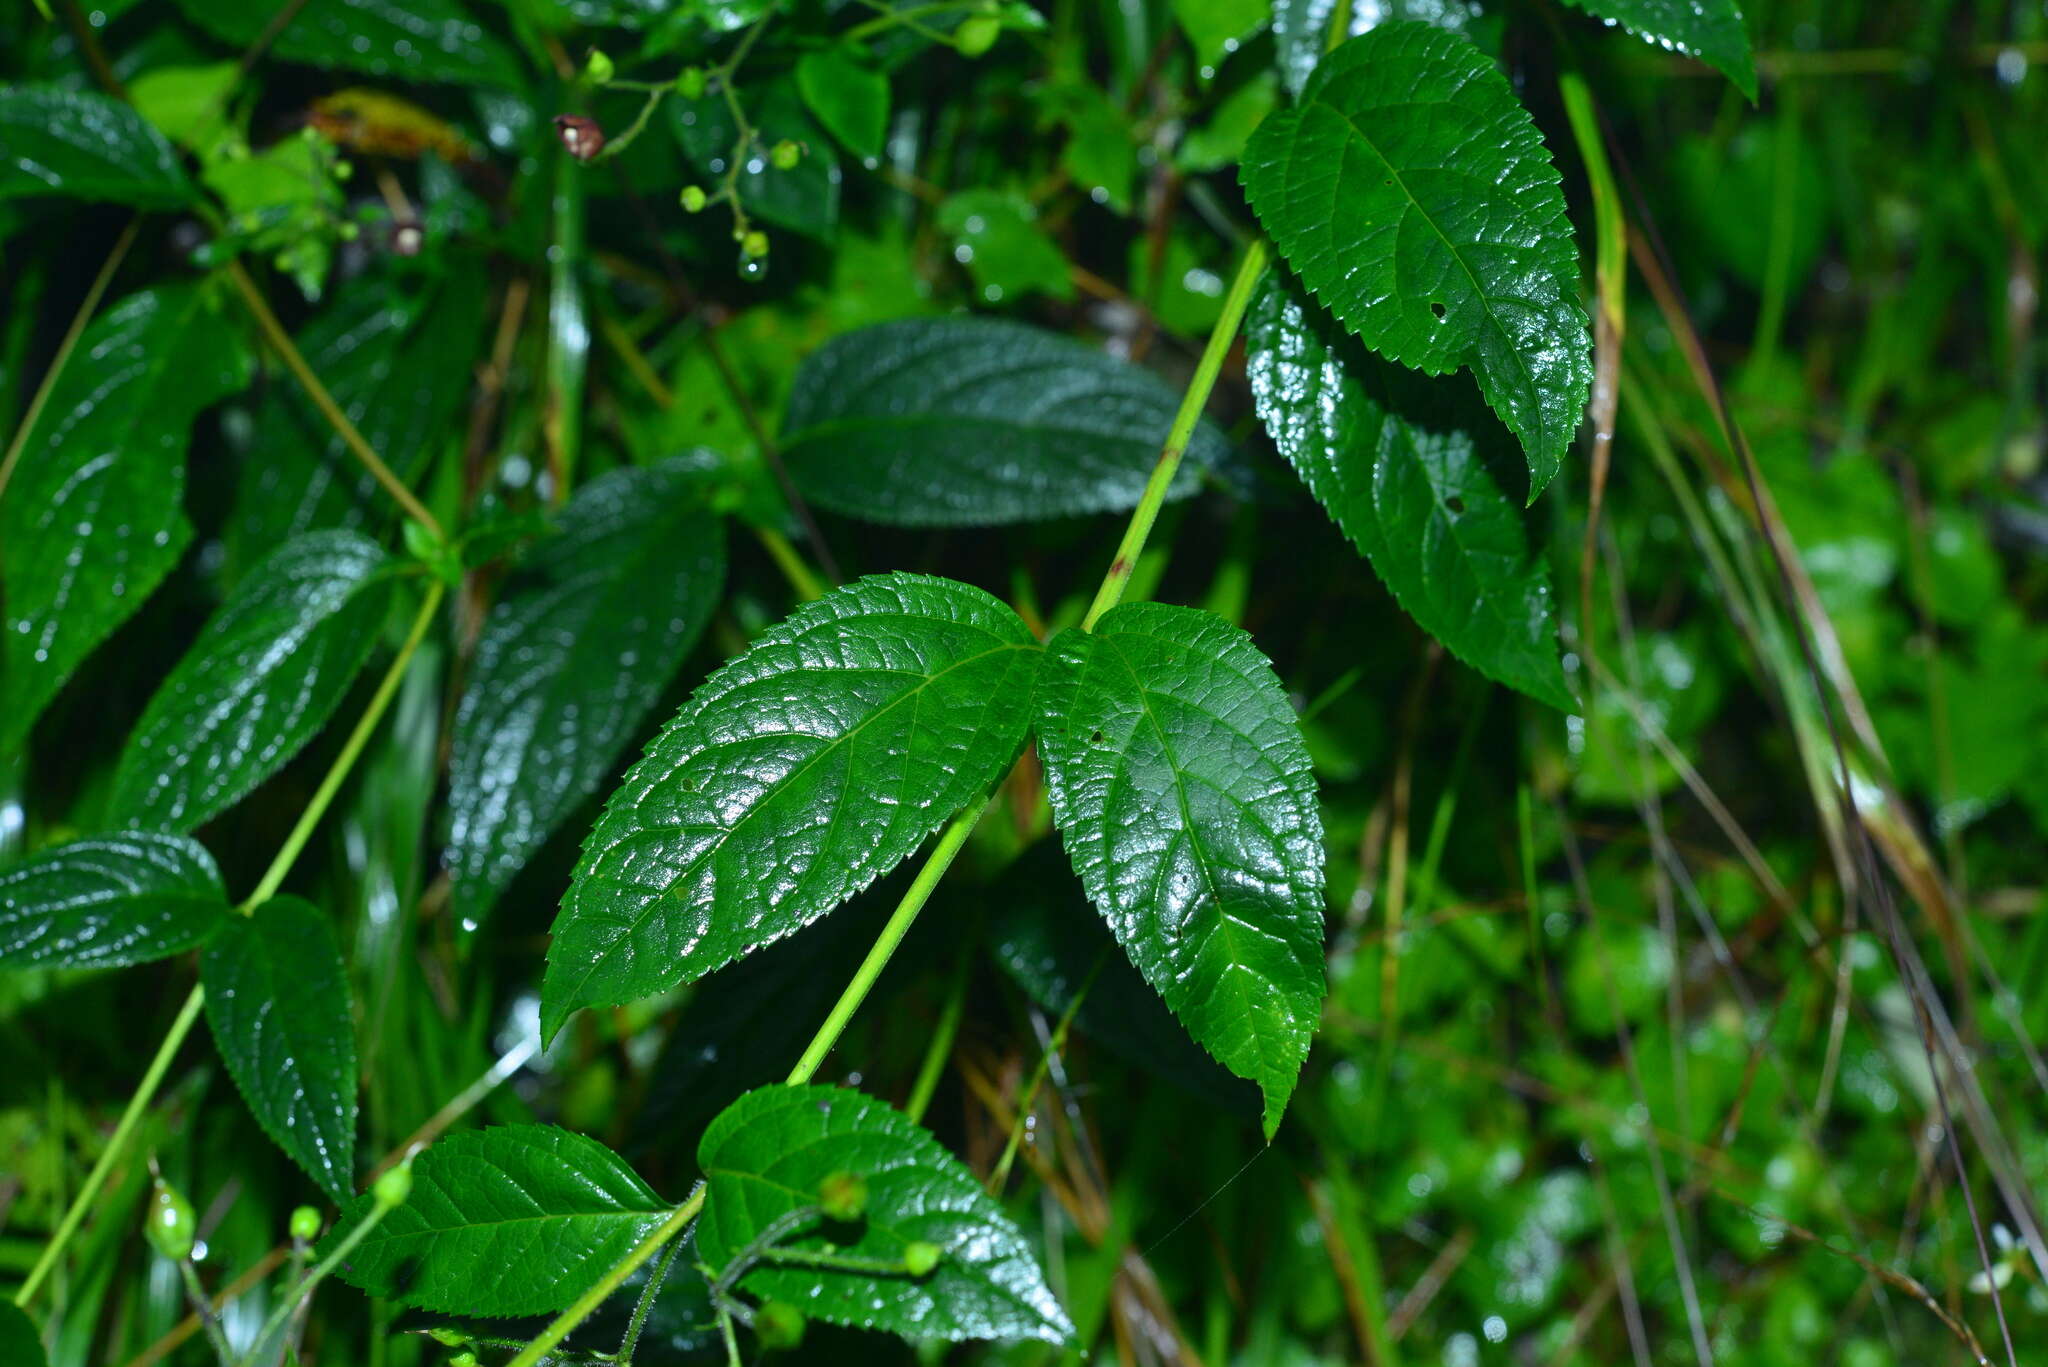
[1,0,2045,1363]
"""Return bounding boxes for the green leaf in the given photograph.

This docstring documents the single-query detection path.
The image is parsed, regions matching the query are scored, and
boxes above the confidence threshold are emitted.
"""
[170,0,522,87]
[1269,0,1488,99]
[223,264,484,579]
[779,317,1231,526]
[1246,275,1572,711]
[1562,0,1756,100]
[328,1125,671,1315]
[543,574,1040,1041]
[1035,604,1325,1138]
[202,896,357,1199]
[795,49,889,162]
[0,86,194,207]
[936,190,1076,305]
[1171,0,1266,71]
[129,62,241,157]
[0,1303,45,1367]
[1241,23,1591,497]
[108,531,398,833]
[0,284,253,756]
[697,1084,1074,1344]
[669,80,839,241]
[446,461,726,926]
[0,833,229,970]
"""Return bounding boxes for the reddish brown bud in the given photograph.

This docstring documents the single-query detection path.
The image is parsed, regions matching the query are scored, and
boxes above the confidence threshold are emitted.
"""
[553,114,605,163]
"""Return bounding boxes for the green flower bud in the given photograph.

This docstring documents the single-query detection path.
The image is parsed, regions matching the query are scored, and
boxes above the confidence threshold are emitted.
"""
[450,1353,480,1367]
[373,1160,413,1209]
[955,15,1001,58]
[741,229,770,260]
[680,184,708,213]
[146,1178,197,1261]
[755,1300,806,1351]
[816,1170,868,1222]
[675,66,708,100]
[902,1240,943,1277]
[583,48,615,85]
[770,139,801,171]
[289,1206,322,1242]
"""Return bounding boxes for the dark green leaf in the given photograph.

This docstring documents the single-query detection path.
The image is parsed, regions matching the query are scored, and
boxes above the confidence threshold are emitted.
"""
[329,1125,671,1315]
[1171,0,1265,70]
[0,833,229,969]
[1246,276,1572,711]
[223,264,484,579]
[795,49,889,162]
[1241,23,1591,496]
[779,317,1232,526]
[202,896,357,1199]
[0,1303,44,1367]
[669,80,839,241]
[0,86,194,208]
[446,461,725,926]
[1269,0,1488,99]
[0,285,253,756]
[1036,604,1326,1138]
[543,574,1040,1041]
[1562,0,1756,99]
[698,1084,1074,1344]
[108,531,399,833]
[170,0,522,87]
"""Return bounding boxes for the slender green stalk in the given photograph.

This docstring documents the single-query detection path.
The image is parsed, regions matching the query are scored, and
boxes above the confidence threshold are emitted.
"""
[1080,239,1267,631]
[617,1229,687,1366]
[0,217,139,506]
[16,585,443,1307]
[176,1259,234,1364]
[504,1191,706,1367]
[753,525,824,604]
[990,958,1097,1193]
[243,583,445,910]
[905,942,971,1123]
[787,792,997,1085]
[240,1201,394,1365]
[224,261,445,542]
[14,984,205,1306]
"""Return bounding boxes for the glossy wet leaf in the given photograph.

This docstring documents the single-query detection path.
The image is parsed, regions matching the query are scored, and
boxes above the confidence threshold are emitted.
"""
[796,49,889,162]
[0,86,194,207]
[202,896,357,1199]
[0,833,229,970]
[108,531,398,833]
[1270,0,1489,100]
[544,574,1040,1040]
[779,317,1230,526]
[1036,604,1326,1138]
[0,1303,44,1367]
[328,1125,671,1315]
[1246,275,1572,711]
[446,461,726,927]
[698,1084,1074,1344]
[0,285,253,756]
[223,264,484,579]
[171,0,521,87]
[1563,0,1756,99]
[1241,22,1591,496]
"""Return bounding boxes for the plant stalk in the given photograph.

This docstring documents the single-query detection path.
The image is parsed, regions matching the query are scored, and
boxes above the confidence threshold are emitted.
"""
[1080,238,1267,631]
[504,1191,706,1367]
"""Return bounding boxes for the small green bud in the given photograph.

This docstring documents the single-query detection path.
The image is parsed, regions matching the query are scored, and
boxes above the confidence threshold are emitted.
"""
[450,1353,480,1367]
[680,184,708,213]
[770,138,801,171]
[675,65,708,100]
[583,48,615,85]
[289,1206,322,1242]
[372,1160,413,1209]
[754,1300,806,1351]
[741,229,770,260]
[955,15,1000,57]
[816,1170,868,1222]
[902,1240,943,1277]
[427,1328,470,1347]
[146,1178,197,1261]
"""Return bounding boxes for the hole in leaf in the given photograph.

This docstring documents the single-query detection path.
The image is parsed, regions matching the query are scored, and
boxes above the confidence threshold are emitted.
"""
[1089,729,1106,745]
[1429,300,1447,320]
[1444,495,1466,515]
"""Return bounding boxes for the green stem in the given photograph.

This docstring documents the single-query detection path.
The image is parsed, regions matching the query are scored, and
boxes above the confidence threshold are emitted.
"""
[177,1258,234,1365]
[905,940,971,1123]
[240,1201,393,1366]
[0,216,139,507]
[617,1226,687,1367]
[753,525,824,603]
[786,792,997,1086]
[1079,239,1267,631]
[990,955,1097,1193]
[505,1191,706,1367]
[243,583,445,910]
[13,985,205,1307]
[225,261,445,542]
